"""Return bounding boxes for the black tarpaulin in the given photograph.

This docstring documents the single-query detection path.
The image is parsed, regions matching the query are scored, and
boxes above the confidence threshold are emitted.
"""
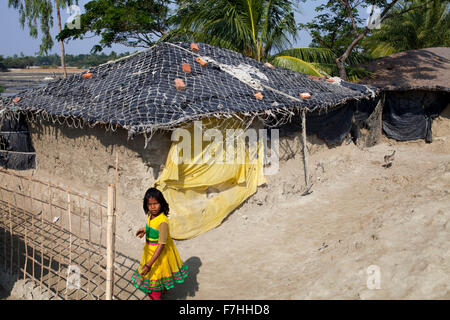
[0,114,36,170]
[275,98,379,146]
[382,91,449,142]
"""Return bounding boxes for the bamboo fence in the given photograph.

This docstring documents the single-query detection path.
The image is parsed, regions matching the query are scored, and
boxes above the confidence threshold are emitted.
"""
[0,168,117,300]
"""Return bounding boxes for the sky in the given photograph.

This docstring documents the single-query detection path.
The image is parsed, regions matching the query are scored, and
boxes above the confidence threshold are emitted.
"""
[0,0,353,58]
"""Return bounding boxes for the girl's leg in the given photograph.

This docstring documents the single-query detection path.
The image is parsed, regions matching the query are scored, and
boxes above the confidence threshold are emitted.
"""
[148,290,162,300]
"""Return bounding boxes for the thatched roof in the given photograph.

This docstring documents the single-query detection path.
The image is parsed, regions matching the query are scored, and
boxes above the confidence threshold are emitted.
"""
[0,42,377,136]
[358,47,450,92]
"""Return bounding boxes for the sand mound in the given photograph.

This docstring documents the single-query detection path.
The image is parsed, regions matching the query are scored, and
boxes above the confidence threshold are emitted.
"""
[166,116,450,300]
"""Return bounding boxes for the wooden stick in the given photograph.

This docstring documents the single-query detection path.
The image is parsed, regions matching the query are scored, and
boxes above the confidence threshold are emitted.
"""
[99,195,103,248]
[105,185,116,300]
[66,189,72,300]
[40,201,45,289]
[19,178,27,212]
[8,175,20,275]
[28,176,33,213]
[46,180,55,294]
[0,178,5,273]
[78,195,82,239]
[56,200,63,299]
[24,225,28,280]
[87,196,92,294]
[47,253,53,296]
[48,181,53,223]
[301,109,310,189]
[2,197,6,272]
[115,151,119,193]
[31,215,35,280]
[76,195,82,301]
[7,183,13,275]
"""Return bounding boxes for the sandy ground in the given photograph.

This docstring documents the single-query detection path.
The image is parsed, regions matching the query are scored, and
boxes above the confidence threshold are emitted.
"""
[2,110,449,300]
[165,110,450,300]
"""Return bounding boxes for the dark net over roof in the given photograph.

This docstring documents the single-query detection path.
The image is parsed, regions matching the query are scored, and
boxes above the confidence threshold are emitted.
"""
[0,42,378,135]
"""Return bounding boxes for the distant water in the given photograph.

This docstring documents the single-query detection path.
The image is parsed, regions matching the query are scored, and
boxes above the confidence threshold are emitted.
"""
[1,83,46,97]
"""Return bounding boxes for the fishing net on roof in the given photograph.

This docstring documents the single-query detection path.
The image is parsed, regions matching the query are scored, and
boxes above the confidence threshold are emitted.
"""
[0,42,378,143]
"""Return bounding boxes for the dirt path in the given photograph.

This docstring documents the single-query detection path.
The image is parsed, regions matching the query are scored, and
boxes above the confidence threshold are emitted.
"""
[167,114,450,300]
[1,114,448,300]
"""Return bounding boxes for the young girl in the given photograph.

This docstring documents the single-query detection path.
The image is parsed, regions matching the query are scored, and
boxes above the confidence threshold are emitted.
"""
[131,188,188,300]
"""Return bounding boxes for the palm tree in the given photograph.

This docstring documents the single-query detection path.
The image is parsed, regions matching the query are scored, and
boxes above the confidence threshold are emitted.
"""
[8,0,77,78]
[269,47,373,81]
[167,0,372,80]
[167,0,298,62]
[363,0,450,58]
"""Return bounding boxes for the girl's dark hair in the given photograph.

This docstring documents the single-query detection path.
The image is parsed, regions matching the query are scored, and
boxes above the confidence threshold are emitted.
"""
[143,188,169,216]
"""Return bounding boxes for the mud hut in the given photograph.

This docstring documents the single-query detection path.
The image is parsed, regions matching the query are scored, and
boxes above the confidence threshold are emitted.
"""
[359,47,450,142]
[0,42,379,243]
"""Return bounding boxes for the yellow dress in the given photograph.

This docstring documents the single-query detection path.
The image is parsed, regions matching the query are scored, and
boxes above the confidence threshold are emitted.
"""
[131,213,188,293]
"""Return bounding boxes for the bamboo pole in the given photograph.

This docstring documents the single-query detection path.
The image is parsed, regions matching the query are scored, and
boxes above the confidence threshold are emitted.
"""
[56,199,63,298]
[87,195,92,294]
[99,195,103,247]
[31,215,35,280]
[28,176,33,213]
[9,175,20,275]
[76,196,81,300]
[301,109,310,189]
[115,151,119,194]
[105,185,116,300]
[40,201,45,289]
[0,179,5,273]
[47,180,55,294]
[48,181,53,222]
[66,189,72,300]
[3,196,6,272]
[24,225,28,280]
[7,185,13,275]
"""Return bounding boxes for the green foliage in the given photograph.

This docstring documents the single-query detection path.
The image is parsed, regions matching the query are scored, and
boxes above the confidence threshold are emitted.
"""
[269,47,373,81]
[363,0,450,58]
[299,0,364,54]
[168,0,298,61]
[8,0,78,55]
[57,0,172,52]
[270,56,323,76]
[0,60,7,72]
[0,52,131,69]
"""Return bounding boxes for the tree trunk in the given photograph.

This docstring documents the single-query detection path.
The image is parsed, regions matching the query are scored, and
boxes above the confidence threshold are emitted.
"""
[334,0,401,82]
[56,1,67,78]
[335,57,347,81]
[335,30,368,81]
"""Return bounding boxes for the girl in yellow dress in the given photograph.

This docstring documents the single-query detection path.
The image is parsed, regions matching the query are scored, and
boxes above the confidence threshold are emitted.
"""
[131,188,188,300]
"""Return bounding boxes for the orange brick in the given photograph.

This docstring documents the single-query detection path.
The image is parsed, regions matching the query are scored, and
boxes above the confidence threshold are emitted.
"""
[82,72,93,79]
[308,75,319,81]
[12,97,21,103]
[254,92,263,100]
[190,43,199,52]
[325,78,334,83]
[182,63,191,73]
[195,57,208,67]
[300,92,311,99]
[174,78,186,91]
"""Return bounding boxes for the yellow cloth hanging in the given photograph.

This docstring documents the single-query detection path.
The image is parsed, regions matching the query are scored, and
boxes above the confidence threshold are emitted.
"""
[155,119,266,239]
